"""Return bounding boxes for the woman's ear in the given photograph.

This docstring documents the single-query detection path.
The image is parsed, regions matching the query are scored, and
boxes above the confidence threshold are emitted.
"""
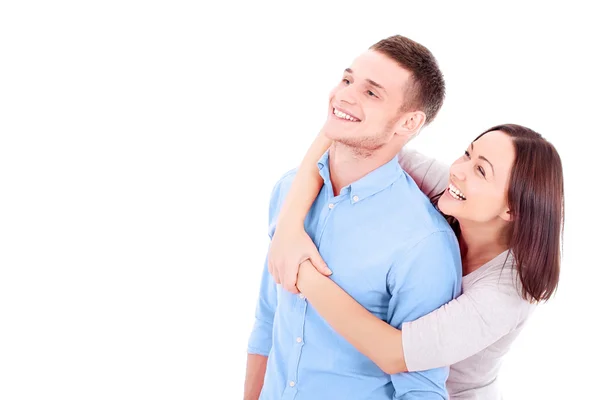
[500,208,512,222]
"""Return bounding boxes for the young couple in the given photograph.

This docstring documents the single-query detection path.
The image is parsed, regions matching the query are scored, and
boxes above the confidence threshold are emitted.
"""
[245,35,564,400]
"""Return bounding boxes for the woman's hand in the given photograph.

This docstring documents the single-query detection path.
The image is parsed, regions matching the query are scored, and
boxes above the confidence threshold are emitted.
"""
[268,223,331,294]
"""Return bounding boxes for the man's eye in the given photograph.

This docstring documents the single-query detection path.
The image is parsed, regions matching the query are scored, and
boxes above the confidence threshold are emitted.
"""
[367,90,378,98]
[342,78,350,85]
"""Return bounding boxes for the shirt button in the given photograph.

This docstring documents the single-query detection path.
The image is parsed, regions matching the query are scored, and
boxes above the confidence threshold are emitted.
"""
[289,381,296,387]
[296,337,302,343]
[353,195,359,202]
[328,203,334,209]
[298,293,305,299]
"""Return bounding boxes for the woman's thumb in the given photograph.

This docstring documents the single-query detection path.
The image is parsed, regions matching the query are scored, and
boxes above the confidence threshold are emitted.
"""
[310,252,332,276]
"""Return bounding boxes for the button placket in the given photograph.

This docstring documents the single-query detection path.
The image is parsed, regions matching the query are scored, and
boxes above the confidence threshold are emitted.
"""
[285,291,307,394]
[315,199,336,248]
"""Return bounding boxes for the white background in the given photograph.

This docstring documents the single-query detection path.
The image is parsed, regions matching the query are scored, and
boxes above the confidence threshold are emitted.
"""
[1,1,598,399]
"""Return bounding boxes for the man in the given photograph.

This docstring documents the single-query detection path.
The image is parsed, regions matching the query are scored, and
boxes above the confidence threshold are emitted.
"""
[245,35,462,399]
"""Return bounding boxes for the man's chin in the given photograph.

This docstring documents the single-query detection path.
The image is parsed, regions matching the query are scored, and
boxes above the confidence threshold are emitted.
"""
[323,124,356,140]
[324,133,358,147]
[322,127,343,141]
[323,130,338,141]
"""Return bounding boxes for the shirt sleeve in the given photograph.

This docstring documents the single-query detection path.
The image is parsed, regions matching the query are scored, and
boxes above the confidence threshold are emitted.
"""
[402,264,534,371]
[397,148,449,199]
[387,231,462,399]
[247,253,278,356]
[246,176,291,356]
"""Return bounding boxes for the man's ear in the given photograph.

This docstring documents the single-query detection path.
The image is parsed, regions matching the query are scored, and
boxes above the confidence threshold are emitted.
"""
[394,111,426,140]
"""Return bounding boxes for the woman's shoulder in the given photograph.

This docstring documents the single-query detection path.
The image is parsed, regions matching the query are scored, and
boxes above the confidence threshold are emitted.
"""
[467,251,514,285]
[466,251,536,314]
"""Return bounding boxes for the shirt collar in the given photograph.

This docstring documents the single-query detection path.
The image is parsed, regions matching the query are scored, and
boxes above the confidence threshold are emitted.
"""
[317,150,402,204]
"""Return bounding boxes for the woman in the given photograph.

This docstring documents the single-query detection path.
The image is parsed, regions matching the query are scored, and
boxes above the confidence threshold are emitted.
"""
[268,124,564,399]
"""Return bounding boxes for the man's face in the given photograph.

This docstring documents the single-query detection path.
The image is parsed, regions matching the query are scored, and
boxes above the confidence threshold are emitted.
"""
[323,50,413,152]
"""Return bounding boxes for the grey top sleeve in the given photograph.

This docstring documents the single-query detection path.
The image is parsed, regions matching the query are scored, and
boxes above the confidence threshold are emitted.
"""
[401,257,535,371]
[397,148,450,200]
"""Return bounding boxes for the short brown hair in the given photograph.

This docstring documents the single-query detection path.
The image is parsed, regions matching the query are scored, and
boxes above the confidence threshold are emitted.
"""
[476,124,564,302]
[370,35,445,125]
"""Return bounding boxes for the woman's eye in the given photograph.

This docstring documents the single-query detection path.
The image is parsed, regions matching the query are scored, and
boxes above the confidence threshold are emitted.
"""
[367,90,377,98]
[477,166,486,177]
[342,78,350,85]
[464,150,470,158]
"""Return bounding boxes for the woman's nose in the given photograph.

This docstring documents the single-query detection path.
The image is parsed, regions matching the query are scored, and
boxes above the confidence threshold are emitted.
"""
[450,164,467,181]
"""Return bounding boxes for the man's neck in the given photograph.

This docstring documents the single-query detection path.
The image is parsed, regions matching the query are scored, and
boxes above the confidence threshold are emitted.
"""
[328,141,397,196]
[458,219,510,275]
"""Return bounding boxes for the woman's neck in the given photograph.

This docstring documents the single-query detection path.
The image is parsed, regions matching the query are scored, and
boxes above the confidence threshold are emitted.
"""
[458,219,510,276]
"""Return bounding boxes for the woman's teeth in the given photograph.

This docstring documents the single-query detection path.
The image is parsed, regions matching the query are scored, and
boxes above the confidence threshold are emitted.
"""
[448,183,466,200]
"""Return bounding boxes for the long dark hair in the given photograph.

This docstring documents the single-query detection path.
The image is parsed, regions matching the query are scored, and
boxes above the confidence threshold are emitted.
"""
[436,124,564,303]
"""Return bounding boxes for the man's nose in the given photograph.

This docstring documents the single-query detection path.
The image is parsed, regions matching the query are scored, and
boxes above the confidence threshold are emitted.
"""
[336,84,358,105]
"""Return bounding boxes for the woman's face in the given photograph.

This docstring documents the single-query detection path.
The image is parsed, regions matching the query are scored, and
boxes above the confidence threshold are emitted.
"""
[438,130,516,224]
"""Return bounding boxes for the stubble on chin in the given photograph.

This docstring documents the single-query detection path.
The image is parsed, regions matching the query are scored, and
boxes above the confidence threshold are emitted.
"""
[335,135,387,158]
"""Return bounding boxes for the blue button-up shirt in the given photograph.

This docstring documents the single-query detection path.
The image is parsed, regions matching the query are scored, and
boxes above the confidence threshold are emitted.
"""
[249,151,462,400]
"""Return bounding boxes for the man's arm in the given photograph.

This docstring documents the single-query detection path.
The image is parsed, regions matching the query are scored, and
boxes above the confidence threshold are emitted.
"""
[386,230,462,398]
[244,177,287,399]
[245,254,277,399]
[244,354,268,400]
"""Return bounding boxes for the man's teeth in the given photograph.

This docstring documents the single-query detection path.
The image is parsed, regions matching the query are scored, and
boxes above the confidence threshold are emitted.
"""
[448,183,466,200]
[334,108,359,122]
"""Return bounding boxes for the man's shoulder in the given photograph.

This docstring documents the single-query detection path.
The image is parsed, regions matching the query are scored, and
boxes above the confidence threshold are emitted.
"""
[274,168,298,191]
[390,176,454,239]
[269,168,298,207]
[266,168,298,236]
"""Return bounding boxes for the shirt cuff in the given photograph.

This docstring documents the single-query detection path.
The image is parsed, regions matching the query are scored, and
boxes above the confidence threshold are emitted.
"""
[247,318,273,356]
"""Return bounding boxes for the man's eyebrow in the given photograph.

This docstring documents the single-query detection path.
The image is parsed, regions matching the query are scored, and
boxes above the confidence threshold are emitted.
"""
[344,68,387,94]
[366,79,386,93]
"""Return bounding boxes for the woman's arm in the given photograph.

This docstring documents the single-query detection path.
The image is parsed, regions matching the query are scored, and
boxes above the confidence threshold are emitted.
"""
[297,261,407,374]
[297,259,531,374]
[397,148,449,199]
[268,131,332,292]
[271,146,449,292]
